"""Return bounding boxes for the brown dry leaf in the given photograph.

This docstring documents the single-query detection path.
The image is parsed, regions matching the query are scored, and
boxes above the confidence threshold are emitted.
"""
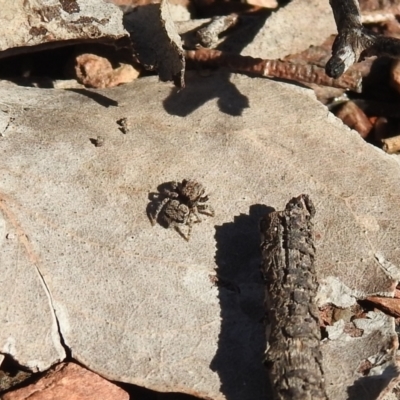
[74,53,140,88]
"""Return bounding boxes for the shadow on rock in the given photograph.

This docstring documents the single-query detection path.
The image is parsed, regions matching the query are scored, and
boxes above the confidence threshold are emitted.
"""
[163,12,270,117]
[163,70,249,117]
[347,364,399,400]
[67,88,119,107]
[211,204,274,400]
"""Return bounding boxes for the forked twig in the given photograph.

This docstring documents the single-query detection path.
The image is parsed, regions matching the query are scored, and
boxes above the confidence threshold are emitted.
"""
[186,48,362,91]
[327,0,400,78]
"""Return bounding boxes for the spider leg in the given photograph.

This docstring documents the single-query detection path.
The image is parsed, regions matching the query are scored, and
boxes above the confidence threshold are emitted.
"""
[185,223,193,241]
[172,222,191,242]
[190,208,203,223]
[172,181,179,189]
[150,197,170,226]
[199,195,209,203]
[197,204,215,217]
[172,211,198,241]
[164,190,179,199]
[166,181,179,197]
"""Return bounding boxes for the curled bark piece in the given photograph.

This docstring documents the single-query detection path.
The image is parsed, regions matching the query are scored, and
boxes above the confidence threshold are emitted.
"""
[260,194,327,400]
[382,135,400,153]
[124,0,185,87]
[186,48,362,91]
[327,0,400,78]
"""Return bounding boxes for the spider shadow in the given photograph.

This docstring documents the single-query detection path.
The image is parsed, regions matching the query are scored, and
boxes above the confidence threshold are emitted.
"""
[211,203,275,400]
[146,181,177,228]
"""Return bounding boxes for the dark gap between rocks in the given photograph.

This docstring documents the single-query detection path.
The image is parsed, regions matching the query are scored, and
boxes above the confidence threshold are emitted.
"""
[0,41,138,88]
[117,381,207,400]
[0,354,37,393]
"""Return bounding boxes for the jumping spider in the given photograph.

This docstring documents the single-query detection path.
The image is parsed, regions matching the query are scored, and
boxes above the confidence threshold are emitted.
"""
[149,179,215,241]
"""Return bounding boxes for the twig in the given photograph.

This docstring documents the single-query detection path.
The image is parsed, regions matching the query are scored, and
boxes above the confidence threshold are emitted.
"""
[186,48,362,91]
[382,134,400,153]
[260,195,327,400]
[327,0,400,78]
[335,100,373,138]
[196,14,239,48]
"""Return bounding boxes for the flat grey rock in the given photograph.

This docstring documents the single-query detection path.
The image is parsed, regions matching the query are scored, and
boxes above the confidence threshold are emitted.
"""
[242,0,337,59]
[1,72,399,399]
[0,193,65,371]
[0,0,127,58]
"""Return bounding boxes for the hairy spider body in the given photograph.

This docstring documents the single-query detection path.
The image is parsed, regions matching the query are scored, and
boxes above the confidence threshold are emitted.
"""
[150,179,214,241]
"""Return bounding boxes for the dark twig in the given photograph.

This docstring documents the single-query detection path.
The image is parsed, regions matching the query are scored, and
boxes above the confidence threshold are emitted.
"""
[186,48,362,91]
[327,0,400,78]
[260,195,327,400]
[196,14,239,48]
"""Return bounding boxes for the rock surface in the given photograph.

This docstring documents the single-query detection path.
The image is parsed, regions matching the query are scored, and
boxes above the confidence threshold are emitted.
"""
[1,72,400,399]
[242,0,337,59]
[2,362,129,400]
[0,0,128,58]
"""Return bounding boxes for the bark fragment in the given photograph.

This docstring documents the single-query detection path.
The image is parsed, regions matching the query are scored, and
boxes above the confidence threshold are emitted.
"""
[124,0,185,87]
[260,195,327,400]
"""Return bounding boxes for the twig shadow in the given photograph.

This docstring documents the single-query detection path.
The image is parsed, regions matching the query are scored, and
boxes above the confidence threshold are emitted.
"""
[66,88,119,107]
[163,12,270,117]
[211,204,275,400]
[163,69,249,117]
